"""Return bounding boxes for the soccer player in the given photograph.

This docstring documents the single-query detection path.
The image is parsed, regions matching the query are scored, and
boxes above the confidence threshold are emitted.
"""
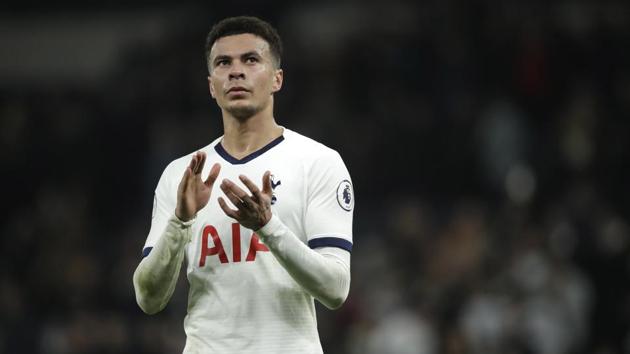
[133,16,354,353]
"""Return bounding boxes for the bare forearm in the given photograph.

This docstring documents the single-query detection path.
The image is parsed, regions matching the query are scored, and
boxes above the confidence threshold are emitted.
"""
[133,216,193,314]
[256,215,351,309]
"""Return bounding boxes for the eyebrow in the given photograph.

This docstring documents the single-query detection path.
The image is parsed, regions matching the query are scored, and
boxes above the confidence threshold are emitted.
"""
[212,51,262,65]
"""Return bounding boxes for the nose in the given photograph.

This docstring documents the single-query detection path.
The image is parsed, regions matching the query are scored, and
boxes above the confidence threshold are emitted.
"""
[229,62,245,80]
[229,71,245,80]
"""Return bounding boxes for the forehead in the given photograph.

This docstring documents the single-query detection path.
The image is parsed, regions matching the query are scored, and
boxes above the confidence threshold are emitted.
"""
[210,33,271,59]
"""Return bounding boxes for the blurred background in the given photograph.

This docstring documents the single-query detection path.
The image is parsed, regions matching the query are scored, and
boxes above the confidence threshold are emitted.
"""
[1,0,630,353]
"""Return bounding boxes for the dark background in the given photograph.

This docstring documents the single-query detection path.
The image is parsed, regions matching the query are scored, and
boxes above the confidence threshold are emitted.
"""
[1,1,630,353]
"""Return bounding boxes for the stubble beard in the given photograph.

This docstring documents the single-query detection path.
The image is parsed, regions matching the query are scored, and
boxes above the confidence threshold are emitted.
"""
[226,104,260,121]
[225,97,271,121]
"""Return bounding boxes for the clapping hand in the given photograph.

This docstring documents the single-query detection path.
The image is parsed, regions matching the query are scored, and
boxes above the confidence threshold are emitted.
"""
[218,171,273,231]
[175,151,221,222]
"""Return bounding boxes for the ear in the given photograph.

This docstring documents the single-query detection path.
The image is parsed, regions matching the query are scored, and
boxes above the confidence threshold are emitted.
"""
[271,69,283,93]
[208,75,216,98]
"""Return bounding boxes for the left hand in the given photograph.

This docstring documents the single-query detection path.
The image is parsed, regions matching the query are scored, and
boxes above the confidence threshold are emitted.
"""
[218,171,273,230]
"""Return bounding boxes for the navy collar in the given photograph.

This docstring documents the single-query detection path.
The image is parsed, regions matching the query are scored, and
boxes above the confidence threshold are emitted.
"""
[214,135,285,165]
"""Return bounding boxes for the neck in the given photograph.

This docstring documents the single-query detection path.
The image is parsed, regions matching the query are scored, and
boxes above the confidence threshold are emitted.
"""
[221,103,283,159]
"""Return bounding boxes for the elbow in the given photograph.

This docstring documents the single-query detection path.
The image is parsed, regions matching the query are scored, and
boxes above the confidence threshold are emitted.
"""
[134,284,166,314]
[133,269,165,315]
[134,286,165,315]
[318,265,351,310]
[319,285,349,310]
[136,296,164,315]
[323,296,346,310]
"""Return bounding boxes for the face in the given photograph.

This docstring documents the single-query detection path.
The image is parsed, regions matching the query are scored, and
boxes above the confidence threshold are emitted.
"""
[208,33,283,120]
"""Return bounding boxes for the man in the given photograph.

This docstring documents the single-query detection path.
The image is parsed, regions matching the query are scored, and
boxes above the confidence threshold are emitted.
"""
[133,16,354,354]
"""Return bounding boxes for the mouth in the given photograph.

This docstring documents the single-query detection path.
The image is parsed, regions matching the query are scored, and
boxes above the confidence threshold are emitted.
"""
[227,86,250,94]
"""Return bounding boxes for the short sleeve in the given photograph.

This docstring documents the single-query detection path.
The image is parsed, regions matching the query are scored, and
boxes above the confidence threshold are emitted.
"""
[304,150,354,252]
[142,163,177,256]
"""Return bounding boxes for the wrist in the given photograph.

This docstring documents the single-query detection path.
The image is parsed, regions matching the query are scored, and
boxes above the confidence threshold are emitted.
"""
[256,214,283,237]
[163,214,196,245]
[255,212,273,231]
[174,207,195,223]
[171,213,196,228]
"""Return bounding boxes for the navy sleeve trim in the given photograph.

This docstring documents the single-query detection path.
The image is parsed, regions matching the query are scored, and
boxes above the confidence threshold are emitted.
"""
[142,247,153,258]
[308,237,353,252]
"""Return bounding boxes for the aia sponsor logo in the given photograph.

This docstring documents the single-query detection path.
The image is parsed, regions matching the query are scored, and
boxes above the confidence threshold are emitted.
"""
[198,223,269,266]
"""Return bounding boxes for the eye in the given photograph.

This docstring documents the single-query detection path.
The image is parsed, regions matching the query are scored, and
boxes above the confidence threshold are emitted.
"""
[216,59,230,67]
[245,56,259,64]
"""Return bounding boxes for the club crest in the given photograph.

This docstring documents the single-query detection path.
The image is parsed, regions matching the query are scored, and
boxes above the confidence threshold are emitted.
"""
[271,175,281,205]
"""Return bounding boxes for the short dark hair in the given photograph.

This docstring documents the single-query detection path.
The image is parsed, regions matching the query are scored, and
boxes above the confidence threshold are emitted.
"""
[205,16,283,70]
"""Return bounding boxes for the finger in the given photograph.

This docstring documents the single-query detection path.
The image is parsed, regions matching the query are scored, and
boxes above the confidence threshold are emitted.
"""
[239,174,262,200]
[204,163,221,187]
[194,152,206,175]
[188,154,197,172]
[229,190,248,210]
[188,153,198,177]
[241,195,257,209]
[218,197,240,219]
[220,182,246,208]
[262,171,272,195]
[179,166,192,192]
[221,179,249,200]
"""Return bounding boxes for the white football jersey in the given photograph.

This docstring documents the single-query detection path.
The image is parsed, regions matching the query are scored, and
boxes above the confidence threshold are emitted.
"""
[143,128,354,354]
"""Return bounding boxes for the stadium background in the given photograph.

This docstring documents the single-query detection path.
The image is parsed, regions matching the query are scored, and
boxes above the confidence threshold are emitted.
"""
[1,0,629,353]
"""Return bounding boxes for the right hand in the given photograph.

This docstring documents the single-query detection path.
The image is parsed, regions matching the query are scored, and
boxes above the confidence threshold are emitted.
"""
[175,151,221,221]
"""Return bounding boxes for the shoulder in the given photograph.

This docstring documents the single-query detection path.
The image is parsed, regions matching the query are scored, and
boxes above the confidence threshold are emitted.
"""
[282,128,342,162]
[282,129,350,183]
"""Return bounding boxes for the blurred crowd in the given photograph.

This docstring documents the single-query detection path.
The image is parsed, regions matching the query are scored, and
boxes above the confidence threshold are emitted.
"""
[1,0,629,353]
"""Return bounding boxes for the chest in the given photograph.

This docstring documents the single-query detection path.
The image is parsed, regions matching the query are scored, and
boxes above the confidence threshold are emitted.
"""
[185,161,306,269]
